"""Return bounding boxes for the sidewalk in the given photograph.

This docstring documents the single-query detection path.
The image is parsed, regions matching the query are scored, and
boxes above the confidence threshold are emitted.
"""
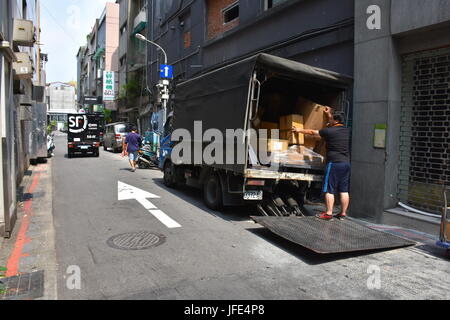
[0,160,57,300]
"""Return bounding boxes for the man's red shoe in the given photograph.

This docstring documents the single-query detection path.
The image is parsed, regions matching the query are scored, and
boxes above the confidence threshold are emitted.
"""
[316,212,333,220]
[335,213,347,220]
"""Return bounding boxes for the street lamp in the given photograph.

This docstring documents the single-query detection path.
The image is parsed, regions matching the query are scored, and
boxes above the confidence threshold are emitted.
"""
[135,33,167,65]
[135,33,170,126]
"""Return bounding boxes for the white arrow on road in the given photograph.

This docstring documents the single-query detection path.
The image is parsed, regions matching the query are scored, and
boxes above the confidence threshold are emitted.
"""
[118,181,181,229]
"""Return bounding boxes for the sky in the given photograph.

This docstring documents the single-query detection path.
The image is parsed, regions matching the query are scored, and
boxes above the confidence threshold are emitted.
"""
[40,0,116,84]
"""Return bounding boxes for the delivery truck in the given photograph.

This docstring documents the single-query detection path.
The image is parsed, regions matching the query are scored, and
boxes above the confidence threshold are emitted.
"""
[158,53,416,254]
[159,53,352,214]
[67,113,102,158]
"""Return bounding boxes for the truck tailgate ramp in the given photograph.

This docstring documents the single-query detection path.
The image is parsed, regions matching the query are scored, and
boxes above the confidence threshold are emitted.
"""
[251,216,415,254]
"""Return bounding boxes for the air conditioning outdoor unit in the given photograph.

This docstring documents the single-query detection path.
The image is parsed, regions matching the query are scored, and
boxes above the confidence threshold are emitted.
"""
[12,52,33,80]
[13,19,36,47]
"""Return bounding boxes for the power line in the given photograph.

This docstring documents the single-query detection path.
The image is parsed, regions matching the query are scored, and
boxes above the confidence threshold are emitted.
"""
[41,1,81,47]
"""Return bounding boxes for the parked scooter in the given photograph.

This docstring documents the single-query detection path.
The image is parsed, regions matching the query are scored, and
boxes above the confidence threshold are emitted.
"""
[47,133,55,157]
[136,144,156,169]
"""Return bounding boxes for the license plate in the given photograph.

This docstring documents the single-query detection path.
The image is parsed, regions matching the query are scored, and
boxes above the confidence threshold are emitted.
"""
[80,146,89,150]
[243,190,263,200]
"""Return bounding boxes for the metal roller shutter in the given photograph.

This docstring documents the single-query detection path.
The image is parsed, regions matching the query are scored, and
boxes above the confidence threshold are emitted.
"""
[398,47,450,214]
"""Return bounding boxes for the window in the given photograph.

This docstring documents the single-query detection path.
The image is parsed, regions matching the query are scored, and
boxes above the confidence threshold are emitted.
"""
[265,0,289,10]
[223,2,239,24]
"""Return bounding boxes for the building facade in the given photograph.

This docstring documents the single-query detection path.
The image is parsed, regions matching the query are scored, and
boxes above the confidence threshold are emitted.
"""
[46,82,77,131]
[116,0,149,128]
[141,0,354,132]
[0,0,45,237]
[77,2,120,119]
[352,0,450,232]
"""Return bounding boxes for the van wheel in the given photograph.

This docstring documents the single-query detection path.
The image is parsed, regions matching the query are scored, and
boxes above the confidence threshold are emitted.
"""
[203,173,223,210]
[163,161,177,188]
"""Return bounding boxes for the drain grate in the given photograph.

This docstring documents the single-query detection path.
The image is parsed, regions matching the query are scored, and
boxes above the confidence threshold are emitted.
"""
[0,270,44,300]
[107,231,165,250]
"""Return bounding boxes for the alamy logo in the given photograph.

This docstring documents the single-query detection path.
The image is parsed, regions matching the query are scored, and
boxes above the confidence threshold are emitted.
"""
[366,5,381,30]
[367,265,381,290]
[65,265,81,290]
[68,115,88,133]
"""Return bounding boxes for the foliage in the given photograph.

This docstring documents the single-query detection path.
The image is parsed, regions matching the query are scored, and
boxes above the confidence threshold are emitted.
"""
[119,80,142,100]
[0,266,6,294]
[103,109,113,123]
[47,120,57,134]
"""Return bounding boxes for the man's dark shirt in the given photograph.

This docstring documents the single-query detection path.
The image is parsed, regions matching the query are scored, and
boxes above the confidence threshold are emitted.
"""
[125,132,142,153]
[319,125,350,163]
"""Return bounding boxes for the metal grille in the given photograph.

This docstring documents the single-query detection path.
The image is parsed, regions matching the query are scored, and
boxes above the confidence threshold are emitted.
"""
[0,270,44,300]
[251,216,415,254]
[398,48,450,214]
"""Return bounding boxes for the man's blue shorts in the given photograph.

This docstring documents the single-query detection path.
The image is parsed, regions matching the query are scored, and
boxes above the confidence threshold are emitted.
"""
[323,162,351,194]
[128,151,139,161]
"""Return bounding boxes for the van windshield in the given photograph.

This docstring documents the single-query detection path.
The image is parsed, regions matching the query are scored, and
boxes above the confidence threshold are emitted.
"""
[116,124,131,133]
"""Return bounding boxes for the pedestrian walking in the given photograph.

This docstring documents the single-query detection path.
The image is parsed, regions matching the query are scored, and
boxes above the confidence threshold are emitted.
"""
[292,107,351,220]
[122,126,142,172]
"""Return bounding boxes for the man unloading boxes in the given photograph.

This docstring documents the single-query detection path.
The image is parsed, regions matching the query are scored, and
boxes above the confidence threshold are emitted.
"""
[292,107,351,221]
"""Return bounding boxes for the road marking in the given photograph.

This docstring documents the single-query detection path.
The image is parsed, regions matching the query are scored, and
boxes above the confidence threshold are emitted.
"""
[118,181,181,229]
[6,164,46,277]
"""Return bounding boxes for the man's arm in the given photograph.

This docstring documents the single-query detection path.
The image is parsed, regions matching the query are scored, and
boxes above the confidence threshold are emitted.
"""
[122,136,128,156]
[292,127,321,139]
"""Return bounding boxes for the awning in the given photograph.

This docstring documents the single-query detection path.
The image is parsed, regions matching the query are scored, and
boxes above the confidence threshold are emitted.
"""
[93,48,105,60]
[130,21,147,37]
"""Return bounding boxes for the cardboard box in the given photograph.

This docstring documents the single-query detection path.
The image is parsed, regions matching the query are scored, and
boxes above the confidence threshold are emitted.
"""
[294,97,328,130]
[266,139,289,152]
[280,130,304,145]
[286,146,324,165]
[279,114,303,130]
[259,121,278,130]
[258,121,279,139]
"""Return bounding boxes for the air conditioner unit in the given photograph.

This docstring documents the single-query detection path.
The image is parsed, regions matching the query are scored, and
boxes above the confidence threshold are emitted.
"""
[13,19,36,47]
[12,52,33,80]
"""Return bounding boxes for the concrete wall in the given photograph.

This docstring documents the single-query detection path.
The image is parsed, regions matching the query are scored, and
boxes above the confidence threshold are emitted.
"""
[106,2,120,72]
[48,84,76,112]
[147,0,354,87]
[352,0,450,221]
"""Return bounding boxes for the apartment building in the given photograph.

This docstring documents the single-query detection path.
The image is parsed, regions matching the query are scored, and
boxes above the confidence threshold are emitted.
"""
[0,0,46,237]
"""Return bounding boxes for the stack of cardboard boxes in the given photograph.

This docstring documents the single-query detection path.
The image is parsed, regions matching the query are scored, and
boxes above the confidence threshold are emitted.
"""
[257,96,328,165]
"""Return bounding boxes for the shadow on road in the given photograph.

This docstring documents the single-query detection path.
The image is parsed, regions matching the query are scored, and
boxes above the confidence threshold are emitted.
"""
[247,227,397,265]
[150,177,410,264]
[151,177,257,222]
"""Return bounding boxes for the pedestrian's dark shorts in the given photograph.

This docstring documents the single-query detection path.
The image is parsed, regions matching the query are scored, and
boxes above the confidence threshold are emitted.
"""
[323,162,351,194]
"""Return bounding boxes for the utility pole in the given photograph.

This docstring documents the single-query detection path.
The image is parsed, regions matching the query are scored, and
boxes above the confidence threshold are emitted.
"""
[135,33,170,126]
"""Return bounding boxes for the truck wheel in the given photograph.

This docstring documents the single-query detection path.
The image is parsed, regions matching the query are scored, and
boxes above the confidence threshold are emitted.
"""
[163,161,177,188]
[203,173,223,210]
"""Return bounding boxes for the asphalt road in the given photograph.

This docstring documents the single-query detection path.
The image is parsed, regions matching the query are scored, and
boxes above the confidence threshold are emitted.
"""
[51,134,450,300]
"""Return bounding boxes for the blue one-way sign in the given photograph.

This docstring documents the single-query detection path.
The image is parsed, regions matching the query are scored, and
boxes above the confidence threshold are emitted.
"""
[160,64,173,78]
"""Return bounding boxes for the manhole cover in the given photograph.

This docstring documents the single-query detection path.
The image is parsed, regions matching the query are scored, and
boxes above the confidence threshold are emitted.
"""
[107,231,165,250]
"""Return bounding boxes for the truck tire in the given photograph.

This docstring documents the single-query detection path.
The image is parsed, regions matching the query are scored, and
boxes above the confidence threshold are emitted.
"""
[203,173,223,210]
[163,161,177,188]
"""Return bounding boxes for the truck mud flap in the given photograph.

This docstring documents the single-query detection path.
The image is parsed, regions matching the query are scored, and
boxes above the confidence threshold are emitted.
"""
[251,216,415,254]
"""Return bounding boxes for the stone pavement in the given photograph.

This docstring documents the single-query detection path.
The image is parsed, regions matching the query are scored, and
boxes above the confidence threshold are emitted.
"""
[0,160,57,300]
